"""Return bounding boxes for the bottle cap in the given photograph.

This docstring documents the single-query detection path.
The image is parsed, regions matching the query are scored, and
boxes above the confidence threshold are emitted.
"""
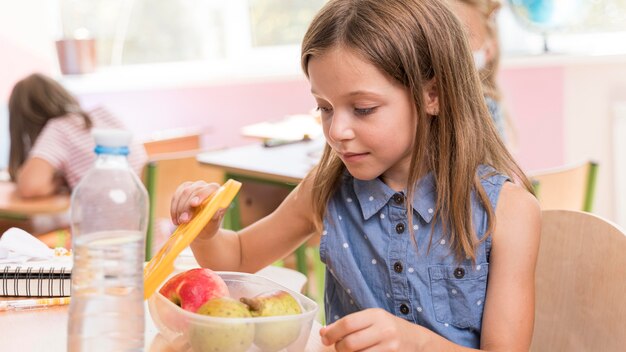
[92,129,132,155]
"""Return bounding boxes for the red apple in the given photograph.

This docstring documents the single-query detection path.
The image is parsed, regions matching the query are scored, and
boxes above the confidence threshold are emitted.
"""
[159,268,229,312]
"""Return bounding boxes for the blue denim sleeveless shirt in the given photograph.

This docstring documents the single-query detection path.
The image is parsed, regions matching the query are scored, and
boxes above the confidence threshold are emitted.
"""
[319,165,509,348]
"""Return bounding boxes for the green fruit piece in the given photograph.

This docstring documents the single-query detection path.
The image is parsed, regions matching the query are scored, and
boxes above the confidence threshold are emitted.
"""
[240,290,302,317]
[240,290,303,351]
[188,297,255,352]
[254,320,302,352]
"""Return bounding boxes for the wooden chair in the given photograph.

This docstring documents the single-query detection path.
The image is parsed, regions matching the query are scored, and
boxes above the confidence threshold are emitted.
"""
[143,150,223,260]
[528,160,598,212]
[531,210,626,351]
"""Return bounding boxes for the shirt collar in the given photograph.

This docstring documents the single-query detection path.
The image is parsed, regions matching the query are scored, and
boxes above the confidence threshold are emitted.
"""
[352,172,437,223]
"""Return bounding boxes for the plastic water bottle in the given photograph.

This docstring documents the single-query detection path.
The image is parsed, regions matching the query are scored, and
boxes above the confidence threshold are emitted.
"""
[68,129,148,351]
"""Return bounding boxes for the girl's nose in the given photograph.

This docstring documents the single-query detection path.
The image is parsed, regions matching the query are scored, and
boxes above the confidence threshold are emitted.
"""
[327,111,355,142]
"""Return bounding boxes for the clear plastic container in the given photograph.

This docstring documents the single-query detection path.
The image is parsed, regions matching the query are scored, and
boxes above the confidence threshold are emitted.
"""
[148,271,319,352]
[68,129,148,351]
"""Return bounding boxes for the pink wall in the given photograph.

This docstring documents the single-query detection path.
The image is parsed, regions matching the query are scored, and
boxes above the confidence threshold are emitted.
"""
[77,79,316,149]
[500,66,565,171]
[77,67,566,173]
[0,34,53,101]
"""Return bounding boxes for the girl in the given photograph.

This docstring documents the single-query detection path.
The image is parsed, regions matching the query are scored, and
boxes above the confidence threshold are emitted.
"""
[450,0,514,145]
[8,73,146,198]
[171,0,540,350]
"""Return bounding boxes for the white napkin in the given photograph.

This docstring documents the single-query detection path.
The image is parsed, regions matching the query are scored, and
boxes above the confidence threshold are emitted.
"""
[0,227,55,264]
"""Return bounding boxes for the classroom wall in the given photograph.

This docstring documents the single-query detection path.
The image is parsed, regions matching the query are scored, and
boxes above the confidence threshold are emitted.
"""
[76,79,315,148]
[74,65,568,173]
[499,66,565,170]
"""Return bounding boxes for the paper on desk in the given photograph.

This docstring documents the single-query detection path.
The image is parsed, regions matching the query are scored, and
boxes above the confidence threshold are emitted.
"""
[241,114,323,141]
[0,227,55,264]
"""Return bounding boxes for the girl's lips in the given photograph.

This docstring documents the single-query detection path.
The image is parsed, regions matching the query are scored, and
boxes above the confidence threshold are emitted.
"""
[341,152,369,162]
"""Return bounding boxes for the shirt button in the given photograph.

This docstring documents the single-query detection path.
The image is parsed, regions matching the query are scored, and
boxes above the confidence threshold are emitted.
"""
[393,262,403,273]
[393,193,404,204]
[400,304,410,314]
[395,223,405,234]
[454,267,465,279]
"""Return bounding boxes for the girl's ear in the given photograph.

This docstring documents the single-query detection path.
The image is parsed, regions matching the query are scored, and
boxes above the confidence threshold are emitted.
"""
[423,78,439,116]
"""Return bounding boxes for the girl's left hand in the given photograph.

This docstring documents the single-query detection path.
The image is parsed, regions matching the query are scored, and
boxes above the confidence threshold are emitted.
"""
[319,308,422,351]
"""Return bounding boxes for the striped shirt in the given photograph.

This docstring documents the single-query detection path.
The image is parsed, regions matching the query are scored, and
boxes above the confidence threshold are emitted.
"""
[29,107,147,189]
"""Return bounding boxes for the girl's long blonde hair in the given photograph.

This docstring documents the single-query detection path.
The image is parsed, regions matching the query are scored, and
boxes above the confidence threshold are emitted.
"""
[301,0,533,262]
[8,73,92,181]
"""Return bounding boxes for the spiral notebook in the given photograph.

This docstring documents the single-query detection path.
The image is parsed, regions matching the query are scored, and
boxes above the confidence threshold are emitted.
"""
[1,259,72,297]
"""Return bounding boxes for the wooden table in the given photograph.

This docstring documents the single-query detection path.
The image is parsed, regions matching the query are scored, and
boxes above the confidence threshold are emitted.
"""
[0,302,334,351]
[0,182,70,219]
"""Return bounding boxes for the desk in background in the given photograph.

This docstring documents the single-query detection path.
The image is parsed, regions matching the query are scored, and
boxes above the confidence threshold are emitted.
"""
[197,138,324,185]
[0,182,70,241]
[0,182,70,220]
[196,138,324,233]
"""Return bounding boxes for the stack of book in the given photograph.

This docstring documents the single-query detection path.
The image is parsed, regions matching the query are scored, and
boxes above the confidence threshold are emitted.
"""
[1,228,72,297]
[1,257,71,297]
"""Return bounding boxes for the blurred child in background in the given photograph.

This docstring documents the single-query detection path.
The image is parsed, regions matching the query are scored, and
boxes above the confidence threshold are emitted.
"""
[451,0,516,147]
[3,73,146,238]
[8,73,146,198]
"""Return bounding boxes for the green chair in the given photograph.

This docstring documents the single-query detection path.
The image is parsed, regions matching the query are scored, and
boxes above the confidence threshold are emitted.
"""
[529,160,599,212]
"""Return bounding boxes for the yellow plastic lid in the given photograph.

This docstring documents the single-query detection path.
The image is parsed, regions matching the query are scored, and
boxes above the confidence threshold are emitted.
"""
[143,179,242,299]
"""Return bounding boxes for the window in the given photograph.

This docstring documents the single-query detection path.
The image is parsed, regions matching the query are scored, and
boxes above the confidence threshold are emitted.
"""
[59,0,326,67]
[500,0,626,55]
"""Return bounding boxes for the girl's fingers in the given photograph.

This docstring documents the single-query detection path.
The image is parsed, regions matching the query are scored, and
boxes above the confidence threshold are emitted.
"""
[170,181,192,224]
[170,181,220,225]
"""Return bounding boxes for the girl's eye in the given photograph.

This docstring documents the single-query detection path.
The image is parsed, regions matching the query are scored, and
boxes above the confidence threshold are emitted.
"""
[355,107,376,116]
[316,106,333,114]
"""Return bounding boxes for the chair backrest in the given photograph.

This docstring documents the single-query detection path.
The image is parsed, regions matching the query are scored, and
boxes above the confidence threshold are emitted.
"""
[531,210,626,351]
[529,161,598,212]
[143,150,223,260]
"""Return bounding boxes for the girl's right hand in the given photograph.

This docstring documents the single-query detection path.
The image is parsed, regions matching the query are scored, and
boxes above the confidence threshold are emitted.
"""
[170,180,226,240]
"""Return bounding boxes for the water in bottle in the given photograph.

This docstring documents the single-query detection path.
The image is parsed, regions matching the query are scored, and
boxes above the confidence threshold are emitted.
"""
[68,129,148,351]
